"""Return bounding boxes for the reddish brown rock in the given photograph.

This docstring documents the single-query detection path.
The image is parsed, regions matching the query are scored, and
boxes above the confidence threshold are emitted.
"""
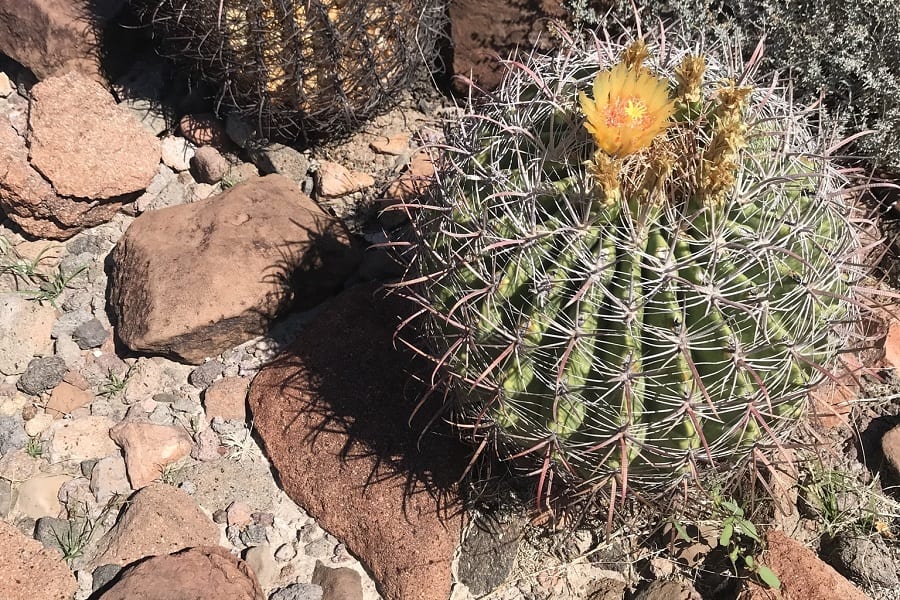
[110,174,361,364]
[29,71,161,200]
[89,483,220,568]
[882,424,900,475]
[449,0,567,93]
[0,0,123,81]
[179,113,231,149]
[45,381,93,417]
[0,519,78,599]
[248,284,467,600]
[109,421,193,489]
[97,546,263,600]
[203,376,250,422]
[0,119,125,239]
[741,530,869,600]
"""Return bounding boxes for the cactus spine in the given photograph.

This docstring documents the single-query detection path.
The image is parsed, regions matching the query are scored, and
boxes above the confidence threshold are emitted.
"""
[401,31,859,501]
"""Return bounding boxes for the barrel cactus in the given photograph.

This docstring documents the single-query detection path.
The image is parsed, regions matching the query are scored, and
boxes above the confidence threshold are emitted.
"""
[134,0,442,143]
[399,31,860,503]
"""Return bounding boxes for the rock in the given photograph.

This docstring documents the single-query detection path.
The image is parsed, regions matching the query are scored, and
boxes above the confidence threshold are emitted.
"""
[829,535,900,588]
[0,477,13,517]
[96,545,264,600]
[190,426,223,461]
[0,121,126,239]
[203,376,250,422]
[223,162,260,187]
[189,360,225,390]
[122,357,167,405]
[179,113,231,149]
[457,512,525,596]
[0,519,78,600]
[0,293,56,375]
[316,161,375,197]
[121,98,168,136]
[311,561,363,600]
[108,421,192,489]
[0,413,27,455]
[274,543,296,562]
[160,136,195,172]
[249,143,309,184]
[0,71,12,97]
[380,149,435,228]
[248,284,466,600]
[742,530,869,600]
[110,174,361,364]
[46,415,118,463]
[88,483,220,568]
[449,0,567,93]
[370,133,410,155]
[33,516,79,553]
[92,563,122,592]
[883,320,900,370]
[191,145,229,184]
[165,454,280,512]
[23,411,54,437]
[227,500,254,528]
[72,318,110,349]
[0,448,44,482]
[28,71,161,199]
[0,0,123,81]
[882,424,900,475]
[14,474,71,519]
[46,381,94,417]
[633,580,701,600]
[51,308,93,339]
[243,543,278,589]
[90,455,132,504]
[18,355,67,395]
[271,583,324,600]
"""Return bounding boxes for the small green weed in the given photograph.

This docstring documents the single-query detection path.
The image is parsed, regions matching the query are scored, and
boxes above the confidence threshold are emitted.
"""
[25,435,42,458]
[22,264,88,305]
[99,369,130,399]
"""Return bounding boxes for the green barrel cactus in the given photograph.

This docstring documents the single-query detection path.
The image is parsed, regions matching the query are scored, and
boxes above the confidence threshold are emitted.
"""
[133,0,443,143]
[400,31,860,501]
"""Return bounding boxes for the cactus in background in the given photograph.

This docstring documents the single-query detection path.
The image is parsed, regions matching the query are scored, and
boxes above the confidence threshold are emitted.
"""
[133,0,443,143]
[399,30,860,504]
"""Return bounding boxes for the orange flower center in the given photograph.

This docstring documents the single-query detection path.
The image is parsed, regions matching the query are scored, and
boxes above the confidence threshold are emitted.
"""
[604,97,651,129]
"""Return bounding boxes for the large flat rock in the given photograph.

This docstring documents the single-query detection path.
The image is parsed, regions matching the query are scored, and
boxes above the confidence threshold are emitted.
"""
[248,284,467,600]
[110,174,361,364]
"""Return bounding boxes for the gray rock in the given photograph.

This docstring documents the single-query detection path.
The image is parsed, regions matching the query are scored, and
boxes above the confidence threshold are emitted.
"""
[120,98,168,136]
[65,234,105,256]
[33,516,78,554]
[148,403,174,425]
[191,146,229,184]
[189,361,224,389]
[72,318,109,349]
[270,583,324,600]
[239,523,268,546]
[311,561,362,600]
[304,537,335,558]
[50,310,93,340]
[457,511,526,597]
[172,396,202,414]
[17,356,68,395]
[92,563,122,592]
[0,413,28,454]
[831,535,900,588]
[152,392,181,404]
[274,543,296,562]
[249,143,309,184]
[80,458,99,478]
[0,477,13,517]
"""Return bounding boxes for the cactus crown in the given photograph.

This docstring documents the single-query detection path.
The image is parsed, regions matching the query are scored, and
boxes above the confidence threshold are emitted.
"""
[399,29,861,508]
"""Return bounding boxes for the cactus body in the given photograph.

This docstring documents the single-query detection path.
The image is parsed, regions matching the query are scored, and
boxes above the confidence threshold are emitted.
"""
[135,0,441,143]
[403,33,860,496]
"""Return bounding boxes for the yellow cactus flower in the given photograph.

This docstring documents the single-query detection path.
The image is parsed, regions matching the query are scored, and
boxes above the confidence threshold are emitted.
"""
[579,62,675,157]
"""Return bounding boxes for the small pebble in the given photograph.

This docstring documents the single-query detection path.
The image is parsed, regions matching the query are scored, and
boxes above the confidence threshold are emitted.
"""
[72,318,109,350]
[92,564,122,592]
[17,356,67,395]
[274,543,297,562]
